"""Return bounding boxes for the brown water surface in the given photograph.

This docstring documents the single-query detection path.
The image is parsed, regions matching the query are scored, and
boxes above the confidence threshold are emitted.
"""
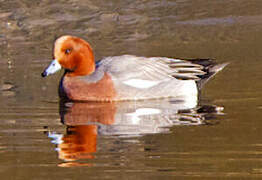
[0,0,262,179]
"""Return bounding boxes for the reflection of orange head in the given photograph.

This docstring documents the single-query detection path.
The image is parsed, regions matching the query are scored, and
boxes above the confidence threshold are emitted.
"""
[57,101,117,167]
[58,125,97,162]
[54,35,95,77]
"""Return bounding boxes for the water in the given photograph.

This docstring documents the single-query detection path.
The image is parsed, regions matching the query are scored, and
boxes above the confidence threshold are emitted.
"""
[1,0,262,179]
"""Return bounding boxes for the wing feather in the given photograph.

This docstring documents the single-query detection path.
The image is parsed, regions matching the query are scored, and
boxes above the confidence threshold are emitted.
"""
[101,55,209,82]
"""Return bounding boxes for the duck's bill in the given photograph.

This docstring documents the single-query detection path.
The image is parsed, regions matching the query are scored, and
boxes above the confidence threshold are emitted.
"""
[41,59,61,77]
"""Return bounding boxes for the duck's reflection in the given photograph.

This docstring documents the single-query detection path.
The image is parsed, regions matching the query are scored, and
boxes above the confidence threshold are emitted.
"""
[48,97,223,167]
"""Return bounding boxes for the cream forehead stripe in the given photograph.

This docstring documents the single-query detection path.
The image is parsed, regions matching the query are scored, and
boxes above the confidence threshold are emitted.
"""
[54,36,71,53]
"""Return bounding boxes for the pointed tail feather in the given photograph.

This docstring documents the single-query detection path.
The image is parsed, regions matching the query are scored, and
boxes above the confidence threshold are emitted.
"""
[197,62,229,89]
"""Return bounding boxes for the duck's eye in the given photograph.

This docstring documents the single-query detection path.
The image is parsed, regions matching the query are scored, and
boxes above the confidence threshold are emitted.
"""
[65,49,72,54]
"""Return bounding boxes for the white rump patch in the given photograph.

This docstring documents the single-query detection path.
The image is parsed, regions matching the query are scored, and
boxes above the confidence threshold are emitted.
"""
[123,79,160,89]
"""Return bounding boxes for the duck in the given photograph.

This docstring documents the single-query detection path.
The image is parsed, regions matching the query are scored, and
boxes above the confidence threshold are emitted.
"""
[41,35,227,102]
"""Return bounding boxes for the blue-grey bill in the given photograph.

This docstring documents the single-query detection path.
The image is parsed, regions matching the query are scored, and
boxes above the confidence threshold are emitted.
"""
[41,59,61,77]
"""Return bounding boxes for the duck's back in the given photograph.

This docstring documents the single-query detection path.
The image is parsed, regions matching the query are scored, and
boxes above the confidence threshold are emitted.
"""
[99,55,198,101]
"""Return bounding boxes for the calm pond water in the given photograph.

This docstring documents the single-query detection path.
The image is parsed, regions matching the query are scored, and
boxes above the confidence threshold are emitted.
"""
[1,0,262,179]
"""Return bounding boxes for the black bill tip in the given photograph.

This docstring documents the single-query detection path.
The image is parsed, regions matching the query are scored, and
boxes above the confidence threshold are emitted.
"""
[41,71,47,77]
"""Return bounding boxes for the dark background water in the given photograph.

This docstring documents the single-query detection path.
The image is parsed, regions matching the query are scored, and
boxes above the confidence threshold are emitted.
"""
[0,0,262,179]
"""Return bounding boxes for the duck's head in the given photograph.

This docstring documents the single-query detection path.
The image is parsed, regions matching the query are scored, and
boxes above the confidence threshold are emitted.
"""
[41,35,95,77]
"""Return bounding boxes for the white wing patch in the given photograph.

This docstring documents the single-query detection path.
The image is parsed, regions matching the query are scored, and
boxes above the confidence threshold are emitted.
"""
[123,79,161,89]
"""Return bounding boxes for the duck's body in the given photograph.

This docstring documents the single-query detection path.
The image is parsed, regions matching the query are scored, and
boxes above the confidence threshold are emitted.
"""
[60,55,199,101]
[42,35,227,102]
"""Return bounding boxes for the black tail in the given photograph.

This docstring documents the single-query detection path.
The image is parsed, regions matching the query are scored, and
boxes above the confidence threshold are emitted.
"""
[186,59,229,89]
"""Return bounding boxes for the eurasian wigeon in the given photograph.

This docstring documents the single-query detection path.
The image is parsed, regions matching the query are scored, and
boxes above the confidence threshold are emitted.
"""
[41,35,227,101]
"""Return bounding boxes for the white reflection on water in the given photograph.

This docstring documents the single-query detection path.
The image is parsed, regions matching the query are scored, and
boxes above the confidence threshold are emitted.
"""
[48,97,223,166]
[59,96,199,135]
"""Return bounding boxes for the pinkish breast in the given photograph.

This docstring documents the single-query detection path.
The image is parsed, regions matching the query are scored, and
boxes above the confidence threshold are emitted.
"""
[62,73,117,101]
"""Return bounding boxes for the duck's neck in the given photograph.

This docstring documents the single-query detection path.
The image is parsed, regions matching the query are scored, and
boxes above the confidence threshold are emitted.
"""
[67,49,95,77]
[75,57,95,76]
